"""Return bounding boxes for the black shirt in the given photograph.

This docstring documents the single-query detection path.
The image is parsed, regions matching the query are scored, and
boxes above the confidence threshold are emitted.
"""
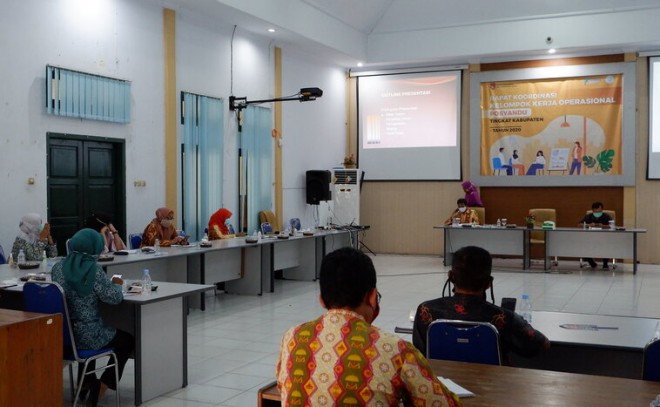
[413,294,548,365]
[579,212,612,226]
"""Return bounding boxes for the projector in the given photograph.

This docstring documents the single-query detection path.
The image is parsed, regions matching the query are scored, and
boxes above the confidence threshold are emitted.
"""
[300,87,323,100]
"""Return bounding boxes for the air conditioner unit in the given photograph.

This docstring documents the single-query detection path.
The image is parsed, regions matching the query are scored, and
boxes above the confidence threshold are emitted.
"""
[330,169,361,226]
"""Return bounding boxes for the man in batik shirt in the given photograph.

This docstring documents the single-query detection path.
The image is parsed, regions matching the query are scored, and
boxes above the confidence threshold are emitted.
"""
[413,245,549,365]
[277,247,461,407]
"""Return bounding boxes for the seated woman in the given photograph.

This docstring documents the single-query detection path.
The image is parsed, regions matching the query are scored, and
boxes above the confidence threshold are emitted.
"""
[526,150,546,175]
[444,198,480,225]
[11,213,58,261]
[51,229,134,406]
[85,211,126,253]
[208,208,235,239]
[140,207,188,247]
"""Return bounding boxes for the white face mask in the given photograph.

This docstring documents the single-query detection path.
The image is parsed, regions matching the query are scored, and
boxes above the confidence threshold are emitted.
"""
[458,207,467,213]
[161,219,172,228]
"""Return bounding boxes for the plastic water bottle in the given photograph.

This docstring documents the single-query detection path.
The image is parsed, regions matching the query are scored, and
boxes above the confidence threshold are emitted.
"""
[496,218,502,228]
[42,250,48,270]
[142,269,152,294]
[519,293,533,323]
[154,238,160,254]
[650,395,660,407]
[17,249,26,265]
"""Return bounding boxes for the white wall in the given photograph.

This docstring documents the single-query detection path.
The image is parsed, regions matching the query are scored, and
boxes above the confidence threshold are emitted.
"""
[0,0,346,251]
[281,48,348,229]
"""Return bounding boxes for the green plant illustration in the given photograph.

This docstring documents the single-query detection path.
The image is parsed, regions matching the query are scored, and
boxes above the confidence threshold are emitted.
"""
[582,149,615,173]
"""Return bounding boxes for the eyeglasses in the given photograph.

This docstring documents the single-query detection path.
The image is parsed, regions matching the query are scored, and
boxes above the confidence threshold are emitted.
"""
[377,290,382,304]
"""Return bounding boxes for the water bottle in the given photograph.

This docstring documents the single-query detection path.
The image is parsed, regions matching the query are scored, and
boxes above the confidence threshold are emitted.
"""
[154,238,160,254]
[496,218,502,228]
[17,249,26,265]
[650,395,660,407]
[519,293,533,323]
[142,269,152,294]
[42,250,48,270]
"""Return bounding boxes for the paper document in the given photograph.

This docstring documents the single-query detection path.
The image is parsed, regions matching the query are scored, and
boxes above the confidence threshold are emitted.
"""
[437,377,475,398]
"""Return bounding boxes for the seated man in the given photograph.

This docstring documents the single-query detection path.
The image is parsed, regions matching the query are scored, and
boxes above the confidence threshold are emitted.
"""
[444,198,479,225]
[413,246,549,365]
[277,247,461,407]
[578,201,613,270]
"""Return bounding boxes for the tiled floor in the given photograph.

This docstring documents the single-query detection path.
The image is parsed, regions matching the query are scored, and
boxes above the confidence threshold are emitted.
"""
[76,255,660,406]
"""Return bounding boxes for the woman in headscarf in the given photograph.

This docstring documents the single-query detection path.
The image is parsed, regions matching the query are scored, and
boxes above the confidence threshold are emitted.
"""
[51,229,133,406]
[11,213,57,261]
[85,211,126,253]
[140,207,187,247]
[461,180,484,208]
[208,208,234,239]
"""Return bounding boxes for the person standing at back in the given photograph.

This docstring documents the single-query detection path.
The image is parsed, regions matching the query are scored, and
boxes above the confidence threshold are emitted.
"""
[578,201,613,270]
[461,180,483,207]
[277,247,462,406]
[413,246,549,365]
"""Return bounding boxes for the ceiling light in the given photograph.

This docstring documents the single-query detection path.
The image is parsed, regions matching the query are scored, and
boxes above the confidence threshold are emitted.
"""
[357,62,363,67]
[548,48,556,54]
[268,28,275,33]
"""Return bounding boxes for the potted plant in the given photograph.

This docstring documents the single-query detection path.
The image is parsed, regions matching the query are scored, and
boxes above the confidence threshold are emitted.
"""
[343,154,356,169]
[525,214,536,229]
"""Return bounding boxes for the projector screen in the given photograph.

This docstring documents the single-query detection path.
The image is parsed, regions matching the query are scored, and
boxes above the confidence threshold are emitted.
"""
[357,70,462,180]
[649,57,660,179]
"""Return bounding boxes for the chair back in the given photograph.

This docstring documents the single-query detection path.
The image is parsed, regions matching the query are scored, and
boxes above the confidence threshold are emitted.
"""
[258,210,278,232]
[586,210,616,224]
[492,157,502,169]
[65,239,73,254]
[261,222,273,234]
[426,319,501,365]
[643,338,660,381]
[529,208,556,242]
[129,233,143,249]
[469,207,485,225]
[23,282,77,358]
[289,218,301,231]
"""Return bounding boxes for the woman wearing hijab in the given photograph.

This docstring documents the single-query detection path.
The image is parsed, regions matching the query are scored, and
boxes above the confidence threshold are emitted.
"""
[85,211,126,253]
[461,180,484,207]
[140,207,187,247]
[51,229,133,406]
[11,213,57,261]
[208,208,234,239]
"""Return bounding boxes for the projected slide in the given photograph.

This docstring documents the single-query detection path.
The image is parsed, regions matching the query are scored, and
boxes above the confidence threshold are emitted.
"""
[357,70,462,181]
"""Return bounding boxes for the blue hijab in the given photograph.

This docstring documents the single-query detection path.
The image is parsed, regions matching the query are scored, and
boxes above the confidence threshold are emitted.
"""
[63,228,104,296]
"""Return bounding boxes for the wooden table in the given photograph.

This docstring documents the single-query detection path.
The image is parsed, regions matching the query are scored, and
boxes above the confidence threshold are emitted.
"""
[258,359,660,406]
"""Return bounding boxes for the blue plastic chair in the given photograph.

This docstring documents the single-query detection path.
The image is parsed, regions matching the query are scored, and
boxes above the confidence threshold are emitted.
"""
[426,319,502,365]
[129,233,143,249]
[261,222,273,234]
[23,282,120,406]
[289,218,301,231]
[643,338,660,381]
[492,157,505,175]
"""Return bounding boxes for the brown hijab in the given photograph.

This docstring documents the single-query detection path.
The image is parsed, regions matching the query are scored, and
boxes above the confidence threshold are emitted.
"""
[153,207,176,239]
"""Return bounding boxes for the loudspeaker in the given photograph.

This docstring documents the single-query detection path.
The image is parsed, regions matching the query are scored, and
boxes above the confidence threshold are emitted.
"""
[306,170,331,205]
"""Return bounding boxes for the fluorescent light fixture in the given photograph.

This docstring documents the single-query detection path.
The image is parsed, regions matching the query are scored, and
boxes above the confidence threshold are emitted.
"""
[268,28,275,33]
[548,48,557,54]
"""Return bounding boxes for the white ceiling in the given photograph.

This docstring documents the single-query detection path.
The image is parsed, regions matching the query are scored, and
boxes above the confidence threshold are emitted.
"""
[163,0,660,68]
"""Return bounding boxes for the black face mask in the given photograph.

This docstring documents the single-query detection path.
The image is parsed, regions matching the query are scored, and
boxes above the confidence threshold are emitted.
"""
[442,274,495,304]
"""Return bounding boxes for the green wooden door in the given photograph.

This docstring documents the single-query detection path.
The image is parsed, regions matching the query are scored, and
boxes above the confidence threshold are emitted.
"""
[47,133,125,255]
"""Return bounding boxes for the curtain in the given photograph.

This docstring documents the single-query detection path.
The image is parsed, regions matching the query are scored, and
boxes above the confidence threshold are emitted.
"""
[181,92,224,240]
[240,106,273,234]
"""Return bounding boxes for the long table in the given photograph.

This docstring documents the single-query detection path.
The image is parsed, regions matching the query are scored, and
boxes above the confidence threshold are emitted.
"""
[436,225,646,273]
[395,310,659,379]
[0,277,214,406]
[436,225,530,269]
[544,227,646,274]
[258,359,660,406]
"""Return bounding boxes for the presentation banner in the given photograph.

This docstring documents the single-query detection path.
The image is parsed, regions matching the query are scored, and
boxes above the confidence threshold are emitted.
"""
[480,74,622,178]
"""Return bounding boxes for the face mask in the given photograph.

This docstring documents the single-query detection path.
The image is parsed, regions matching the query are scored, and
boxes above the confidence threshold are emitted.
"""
[592,212,603,218]
[458,207,467,213]
[39,223,45,233]
[161,219,172,228]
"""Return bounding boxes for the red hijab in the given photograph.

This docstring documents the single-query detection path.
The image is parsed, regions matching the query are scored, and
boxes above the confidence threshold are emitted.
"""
[209,208,232,235]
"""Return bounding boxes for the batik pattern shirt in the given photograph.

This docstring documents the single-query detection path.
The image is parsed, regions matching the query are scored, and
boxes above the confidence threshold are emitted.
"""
[11,236,57,261]
[443,209,479,225]
[277,309,461,407]
[51,261,123,349]
[413,294,548,364]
